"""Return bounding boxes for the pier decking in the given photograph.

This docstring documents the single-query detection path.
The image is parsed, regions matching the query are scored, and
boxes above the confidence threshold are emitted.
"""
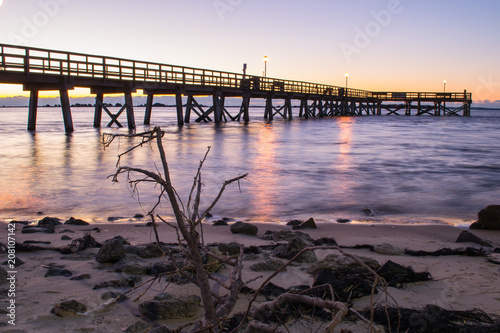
[0,44,472,132]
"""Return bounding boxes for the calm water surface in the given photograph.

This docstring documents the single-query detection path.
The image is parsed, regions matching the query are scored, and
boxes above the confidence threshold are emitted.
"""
[1,106,499,226]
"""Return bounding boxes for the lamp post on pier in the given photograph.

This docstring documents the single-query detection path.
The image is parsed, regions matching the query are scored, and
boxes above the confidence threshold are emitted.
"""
[263,56,269,78]
[345,72,349,95]
[443,80,446,93]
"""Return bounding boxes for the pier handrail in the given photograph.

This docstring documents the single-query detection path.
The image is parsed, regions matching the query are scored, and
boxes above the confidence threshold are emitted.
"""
[0,43,472,102]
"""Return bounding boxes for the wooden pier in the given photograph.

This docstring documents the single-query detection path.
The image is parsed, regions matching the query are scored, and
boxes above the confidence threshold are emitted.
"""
[0,44,472,132]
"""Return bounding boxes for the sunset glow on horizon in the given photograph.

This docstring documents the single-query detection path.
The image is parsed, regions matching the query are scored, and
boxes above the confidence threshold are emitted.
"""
[1,0,500,106]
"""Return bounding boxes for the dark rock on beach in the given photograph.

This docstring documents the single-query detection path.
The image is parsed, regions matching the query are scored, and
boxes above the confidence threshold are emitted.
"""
[44,264,72,277]
[38,216,62,226]
[2,257,24,267]
[95,238,126,263]
[61,235,72,241]
[376,260,431,288]
[213,219,229,226]
[51,300,87,317]
[113,255,151,275]
[470,205,500,230]
[336,218,351,223]
[313,237,338,246]
[22,225,55,234]
[262,230,314,242]
[139,293,200,320]
[64,217,89,225]
[218,242,242,255]
[230,221,258,236]
[93,276,141,290]
[292,217,317,230]
[286,219,303,227]
[456,230,493,247]
[250,259,285,272]
[273,236,317,263]
[70,274,91,281]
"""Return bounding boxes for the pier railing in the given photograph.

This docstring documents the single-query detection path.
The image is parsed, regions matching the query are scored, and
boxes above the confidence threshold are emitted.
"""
[0,43,471,102]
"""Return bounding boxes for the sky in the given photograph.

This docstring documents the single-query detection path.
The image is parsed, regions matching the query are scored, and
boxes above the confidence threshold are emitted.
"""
[0,0,500,106]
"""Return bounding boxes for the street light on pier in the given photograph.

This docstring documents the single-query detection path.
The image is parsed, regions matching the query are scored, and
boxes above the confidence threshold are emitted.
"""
[263,56,269,78]
[345,72,349,96]
[443,80,446,93]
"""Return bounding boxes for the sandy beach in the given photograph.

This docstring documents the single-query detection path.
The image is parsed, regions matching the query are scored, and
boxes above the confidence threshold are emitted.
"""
[1,220,500,332]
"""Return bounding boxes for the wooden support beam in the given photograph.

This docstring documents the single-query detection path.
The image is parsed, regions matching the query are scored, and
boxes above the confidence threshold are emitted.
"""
[124,92,135,129]
[60,90,74,132]
[265,96,273,120]
[318,100,324,117]
[405,101,412,116]
[299,99,306,118]
[213,93,223,123]
[176,92,184,126]
[285,98,292,119]
[241,95,250,121]
[27,89,38,131]
[94,93,103,127]
[144,94,154,125]
[184,95,193,123]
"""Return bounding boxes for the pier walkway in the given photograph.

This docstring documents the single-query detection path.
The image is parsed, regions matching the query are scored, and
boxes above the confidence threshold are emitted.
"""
[0,44,472,132]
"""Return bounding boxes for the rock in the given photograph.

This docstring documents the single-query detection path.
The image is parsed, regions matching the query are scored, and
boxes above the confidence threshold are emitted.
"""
[113,255,151,275]
[314,238,338,246]
[456,230,493,247]
[218,242,242,255]
[273,236,317,263]
[112,235,130,245]
[286,220,303,227]
[101,291,123,300]
[93,276,141,289]
[22,225,55,234]
[70,274,91,281]
[262,230,314,242]
[136,243,165,258]
[150,261,176,275]
[133,213,145,219]
[44,264,72,277]
[243,246,261,254]
[336,218,350,223]
[139,293,200,320]
[61,235,72,241]
[64,217,89,225]
[125,321,171,333]
[470,205,500,230]
[376,260,432,288]
[364,208,375,216]
[51,300,87,317]
[60,252,95,261]
[24,240,51,245]
[213,219,228,226]
[308,254,380,276]
[2,257,24,267]
[312,268,373,302]
[292,217,317,230]
[250,259,285,272]
[230,222,258,236]
[373,243,404,256]
[95,238,125,263]
[38,216,62,226]
[0,266,7,285]
[9,220,30,225]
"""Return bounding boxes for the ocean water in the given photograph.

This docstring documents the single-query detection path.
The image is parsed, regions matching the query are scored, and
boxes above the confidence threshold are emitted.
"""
[0,105,499,226]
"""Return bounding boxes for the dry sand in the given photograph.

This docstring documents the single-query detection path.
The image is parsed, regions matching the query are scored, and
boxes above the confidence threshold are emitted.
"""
[1,221,500,332]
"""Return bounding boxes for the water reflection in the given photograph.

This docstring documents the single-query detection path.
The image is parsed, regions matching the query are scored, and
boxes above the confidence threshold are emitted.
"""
[249,123,279,220]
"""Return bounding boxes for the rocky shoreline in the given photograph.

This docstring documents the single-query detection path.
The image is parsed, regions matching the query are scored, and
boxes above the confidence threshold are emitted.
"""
[1,213,500,332]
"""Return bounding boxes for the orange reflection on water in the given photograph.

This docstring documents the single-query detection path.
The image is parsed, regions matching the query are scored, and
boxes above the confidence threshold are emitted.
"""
[249,124,279,221]
[334,117,355,196]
